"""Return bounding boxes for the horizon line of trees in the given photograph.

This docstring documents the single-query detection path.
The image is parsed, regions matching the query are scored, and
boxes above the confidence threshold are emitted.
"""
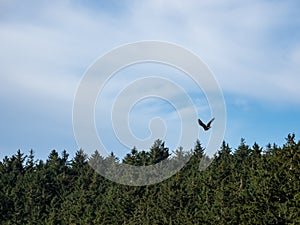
[0,134,299,224]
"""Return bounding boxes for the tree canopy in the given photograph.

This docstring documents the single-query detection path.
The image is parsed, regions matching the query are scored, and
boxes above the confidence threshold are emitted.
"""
[0,135,299,224]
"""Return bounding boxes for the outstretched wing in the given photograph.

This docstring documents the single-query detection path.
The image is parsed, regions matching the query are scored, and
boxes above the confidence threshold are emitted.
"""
[207,118,215,127]
[198,119,207,129]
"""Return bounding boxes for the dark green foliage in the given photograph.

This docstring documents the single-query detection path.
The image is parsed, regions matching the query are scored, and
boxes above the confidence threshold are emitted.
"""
[0,135,299,224]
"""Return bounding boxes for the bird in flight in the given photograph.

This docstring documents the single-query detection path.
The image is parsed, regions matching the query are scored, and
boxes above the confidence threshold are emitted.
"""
[198,118,215,131]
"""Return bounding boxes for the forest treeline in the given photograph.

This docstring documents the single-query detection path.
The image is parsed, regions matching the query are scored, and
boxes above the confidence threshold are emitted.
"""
[0,134,299,224]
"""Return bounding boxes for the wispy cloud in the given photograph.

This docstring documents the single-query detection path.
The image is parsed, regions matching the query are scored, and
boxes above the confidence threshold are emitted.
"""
[0,0,299,158]
[1,0,299,104]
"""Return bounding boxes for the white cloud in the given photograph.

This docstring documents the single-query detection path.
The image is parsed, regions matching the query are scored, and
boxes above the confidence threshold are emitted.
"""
[1,0,299,106]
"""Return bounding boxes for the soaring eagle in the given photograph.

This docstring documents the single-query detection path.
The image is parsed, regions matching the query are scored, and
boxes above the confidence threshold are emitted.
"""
[198,118,215,131]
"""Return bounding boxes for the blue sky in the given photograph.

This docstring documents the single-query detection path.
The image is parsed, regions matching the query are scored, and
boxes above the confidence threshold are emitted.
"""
[0,0,300,160]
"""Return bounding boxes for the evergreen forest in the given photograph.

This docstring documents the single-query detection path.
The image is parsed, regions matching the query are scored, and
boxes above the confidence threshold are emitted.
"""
[0,134,299,224]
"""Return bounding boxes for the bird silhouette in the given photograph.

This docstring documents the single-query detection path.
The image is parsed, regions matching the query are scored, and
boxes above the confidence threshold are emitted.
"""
[198,118,215,131]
